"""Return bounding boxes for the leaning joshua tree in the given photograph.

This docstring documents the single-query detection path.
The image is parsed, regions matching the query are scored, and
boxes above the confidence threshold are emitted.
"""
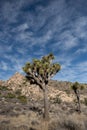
[23,53,61,121]
[71,82,84,113]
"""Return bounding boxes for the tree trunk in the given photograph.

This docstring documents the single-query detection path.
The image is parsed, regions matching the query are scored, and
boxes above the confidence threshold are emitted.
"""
[43,86,49,121]
[75,90,81,113]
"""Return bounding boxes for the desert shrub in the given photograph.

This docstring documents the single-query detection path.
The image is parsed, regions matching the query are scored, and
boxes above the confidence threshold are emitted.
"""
[29,127,37,130]
[63,120,79,130]
[0,92,1,96]
[13,125,29,130]
[17,95,27,104]
[84,98,87,106]
[65,89,70,95]
[5,93,16,98]
[84,119,87,129]
[0,86,9,91]
[0,124,11,130]
[80,85,84,90]
[61,115,85,130]
[53,95,62,104]
[49,120,61,130]
[73,99,77,103]
[49,114,86,130]
[0,124,29,130]
[15,89,21,95]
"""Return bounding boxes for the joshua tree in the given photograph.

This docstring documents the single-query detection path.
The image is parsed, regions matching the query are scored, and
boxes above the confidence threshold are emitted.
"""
[71,82,84,113]
[23,53,61,121]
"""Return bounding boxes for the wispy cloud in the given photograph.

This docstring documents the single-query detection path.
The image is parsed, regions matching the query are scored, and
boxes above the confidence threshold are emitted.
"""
[0,0,87,82]
[55,61,87,83]
[72,17,87,40]
[0,61,8,71]
[58,31,79,50]
[75,47,87,55]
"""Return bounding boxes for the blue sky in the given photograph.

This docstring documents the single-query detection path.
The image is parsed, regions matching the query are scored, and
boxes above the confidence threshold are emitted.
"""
[0,0,87,83]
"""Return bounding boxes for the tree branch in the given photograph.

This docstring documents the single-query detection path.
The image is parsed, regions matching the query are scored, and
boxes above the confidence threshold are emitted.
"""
[27,72,45,90]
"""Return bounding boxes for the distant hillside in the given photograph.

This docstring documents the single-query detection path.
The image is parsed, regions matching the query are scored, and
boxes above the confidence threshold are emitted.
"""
[0,72,87,130]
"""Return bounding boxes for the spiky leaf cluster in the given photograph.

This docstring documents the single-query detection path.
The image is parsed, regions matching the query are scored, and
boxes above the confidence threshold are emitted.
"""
[23,53,61,87]
[71,82,84,91]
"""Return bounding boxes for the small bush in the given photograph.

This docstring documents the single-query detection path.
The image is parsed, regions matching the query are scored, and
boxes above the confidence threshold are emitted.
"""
[5,93,16,98]
[49,120,60,130]
[65,89,70,95]
[73,99,77,103]
[84,98,87,106]
[0,86,9,91]
[53,95,62,104]
[17,95,27,104]
[62,117,85,130]
[80,85,84,90]
[0,92,2,97]
[15,89,21,95]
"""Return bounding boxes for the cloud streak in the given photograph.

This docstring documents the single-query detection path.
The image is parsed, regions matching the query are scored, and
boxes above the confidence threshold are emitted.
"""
[0,0,87,83]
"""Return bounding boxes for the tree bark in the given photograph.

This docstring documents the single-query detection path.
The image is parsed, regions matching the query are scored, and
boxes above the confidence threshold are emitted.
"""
[43,85,49,121]
[75,90,81,113]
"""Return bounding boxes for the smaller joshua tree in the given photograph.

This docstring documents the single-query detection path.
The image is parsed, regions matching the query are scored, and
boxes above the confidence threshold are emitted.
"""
[71,82,84,113]
[23,53,61,121]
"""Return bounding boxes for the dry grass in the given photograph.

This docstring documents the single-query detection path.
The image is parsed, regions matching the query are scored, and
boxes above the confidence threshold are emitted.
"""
[0,80,87,130]
[0,102,87,130]
[49,112,87,130]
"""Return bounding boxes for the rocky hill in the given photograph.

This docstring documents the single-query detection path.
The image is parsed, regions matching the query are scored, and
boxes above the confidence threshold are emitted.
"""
[0,72,87,130]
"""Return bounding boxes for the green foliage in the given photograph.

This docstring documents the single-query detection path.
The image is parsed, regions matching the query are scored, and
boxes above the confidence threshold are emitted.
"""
[17,95,27,104]
[80,85,84,90]
[23,53,61,86]
[0,86,9,91]
[5,93,16,98]
[15,89,21,95]
[71,82,84,91]
[0,92,2,97]
[53,95,62,104]
[71,82,79,91]
[84,98,87,106]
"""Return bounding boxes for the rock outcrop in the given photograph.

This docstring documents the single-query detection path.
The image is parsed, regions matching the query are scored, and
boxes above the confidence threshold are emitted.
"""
[6,72,42,98]
[0,72,87,102]
[0,72,87,130]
